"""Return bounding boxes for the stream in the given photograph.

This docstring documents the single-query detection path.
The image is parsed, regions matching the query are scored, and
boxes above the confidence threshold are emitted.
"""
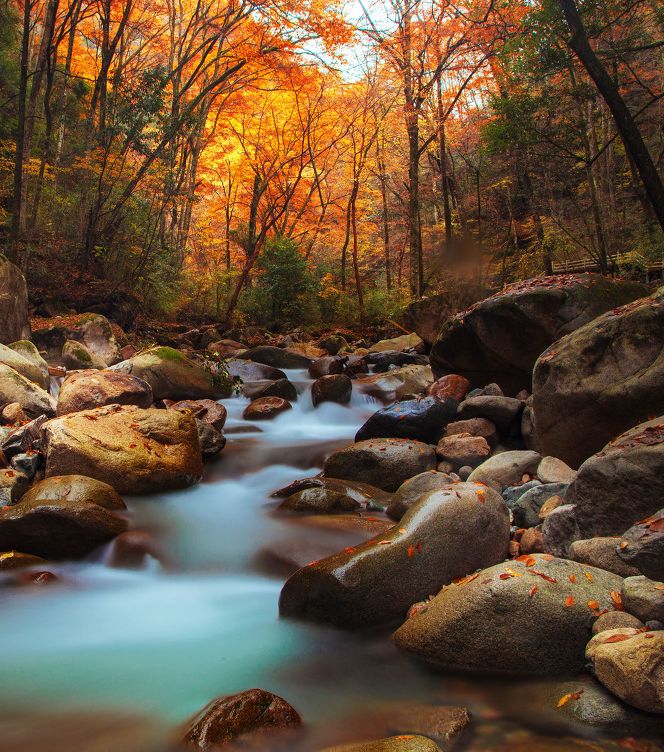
[0,372,651,751]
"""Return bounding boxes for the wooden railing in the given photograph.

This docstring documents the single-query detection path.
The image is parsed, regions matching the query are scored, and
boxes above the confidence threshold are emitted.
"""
[552,252,664,277]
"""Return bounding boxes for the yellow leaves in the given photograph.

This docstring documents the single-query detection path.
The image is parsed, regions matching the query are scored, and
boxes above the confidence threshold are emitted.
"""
[557,690,583,708]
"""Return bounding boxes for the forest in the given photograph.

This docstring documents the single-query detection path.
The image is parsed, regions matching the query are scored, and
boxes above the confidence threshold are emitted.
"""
[1,0,662,331]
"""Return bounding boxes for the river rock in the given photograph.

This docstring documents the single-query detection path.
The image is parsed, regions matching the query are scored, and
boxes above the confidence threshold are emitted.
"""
[456,395,523,431]
[621,576,664,623]
[356,397,457,444]
[435,434,490,471]
[0,343,48,389]
[309,356,346,378]
[617,510,664,581]
[367,351,429,373]
[0,550,47,570]
[519,527,545,554]
[168,399,227,431]
[509,483,569,528]
[312,374,352,407]
[279,482,509,628]
[566,416,664,538]
[468,450,541,491]
[0,475,127,558]
[33,313,122,365]
[369,333,423,353]
[207,339,245,357]
[592,611,644,635]
[533,287,664,467]
[0,468,30,504]
[44,404,203,494]
[536,457,577,485]
[241,378,297,401]
[0,255,31,344]
[386,471,453,520]
[426,374,470,402]
[355,366,433,403]
[238,345,312,369]
[278,487,361,513]
[324,438,437,492]
[586,630,664,713]
[430,275,647,394]
[5,341,49,389]
[56,369,153,416]
[569,538,640,578]
[0,363,55,417]
[196,420,225,457]
[272,477,391,508]
[62,339,107,370]
[538,495,565,520]
[317,333,349,355]
[181,688,302,749]
[243,396,291,420]
[394,555,623,675]
[360,703,471,747]
[113,346,231,400]
[444,417,498,447]
[321,737,442,752]
[108,530,166,569]
[227,359,286,382]
[542,504,581,556]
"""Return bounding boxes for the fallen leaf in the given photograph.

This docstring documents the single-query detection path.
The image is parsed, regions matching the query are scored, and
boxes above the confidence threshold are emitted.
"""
[531,570,557,583]
[568,574,577,583]
[528,585,538,597]
[587,600,600,610]
[603,633,632,643]
[610,591,624,611]
[584,571,594,582]
[565,595,575,607]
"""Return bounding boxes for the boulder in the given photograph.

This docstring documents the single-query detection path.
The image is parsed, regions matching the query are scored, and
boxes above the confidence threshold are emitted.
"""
[312,374,352,407]
[56,370,153,416]
[566,416,664,537]
[508,483,569,528]
[426,374,470,402]
[369,333,423,353]
[0,551,47,570]
[238,345,312,369]
[386,471,453,520]
[6,341,49,389]
[538,494,564,521]
[569,538,640,578]
[44,405,203,494]
[586,630,664,713]
[226,359,286,382]
[0,468,30,504]
[0,475,127,559]
[356,397,457,444]
[62,339,107,370]
[241,378,297,401]
[533,288,664,467]
[32,313,122,365]
[0,255,30,344]
[196,420,225,457]
[181,688,302,750]
[243,396,291,420]
[317,333,349,355]
[367,351,428,373]
[324,439,437,492]
[617,510,664,581]
[592,611,644,635]
[278,487,361,514]
[0,363,55,417]
[309,356,346,378]
[456,396,523,431]
[321,737,442,752]
[168,399,227,431]
[435,434,490,471]
[113,346,231,400]
[0,343,49,389]
[272,476,392,508]
[537,456,577,485]
[355,366,434,403]
[430,274,647,394]
[542,504,580,557]
[207,339,245,357]
[467,450,541,491]
[280,482,509,628]
[394,555,623,675]
[621,576,664,623]
[444,417,497,446]
[519,527,544,554]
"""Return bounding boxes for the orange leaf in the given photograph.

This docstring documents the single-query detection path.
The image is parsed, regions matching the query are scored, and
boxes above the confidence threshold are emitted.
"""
[584,571,594,582]
[557,690,582,708]
[565,595,575,607]
[568,574,577,583]
[603,633,632,643]
[528,585,538,598]
[587,600,600,611]
[531,570,557,583]
[407,545,415,559]
[610,591,624,611]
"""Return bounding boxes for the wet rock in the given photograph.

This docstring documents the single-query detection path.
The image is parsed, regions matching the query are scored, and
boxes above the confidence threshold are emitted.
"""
[278,487,361,514]
[0,255,31,344]
[566,416,664,537]
[0,475,127,558]
[537,456,576,485]
[569,538,640,578]
[435,434,490,471]
[617,509,664,581]
[0,363,56,417]
[208,339,246,357]
[456,396,523,431]
[279,482,510,628]
[243,397,292,420]
[355,366,433,403]
[56,369,153,416]
[168,399,227,431]
[444,417,498,446]
[113,346,231,400]
[592,610,644,635]
[33,312,122,365]
[431,274,647,393]
[622,576,664,623]
[241,378,297,401]
[309,356,346,378]
[1,416,47,460]
[519,527,544,554]
[343,355,369,378]
[312,374,352,407]
[2,341,49,389]
[586,630,664,713]
[317,333,349,355]
[44,404,203,494]
[386,471,453,520]
[196,420,225,457]
[365,703,470,747]
[356,397,456,444]
[468,450,541,491]
[426,374,470,402]
[181,688,302,749]
[0,550,47,570]
[271,476,391,508]
[509,483,569,528]
[394,555,623,675]
[238,345,312,369]
[0,468,30,504]
[542,504,580,557]
[324,438,437,492]
[538,495,564,520]
[108,530,166,569]
[368,351,429,373]
[369,333,424,353]
[533,287,664,467]
[11,451,42,479]
[321,736,442,752]
[62,339,107,370]
[227,359,287,383]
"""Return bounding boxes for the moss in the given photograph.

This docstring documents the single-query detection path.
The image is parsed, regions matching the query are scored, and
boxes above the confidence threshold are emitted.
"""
[150,346,190,364]
[66,342,93,363]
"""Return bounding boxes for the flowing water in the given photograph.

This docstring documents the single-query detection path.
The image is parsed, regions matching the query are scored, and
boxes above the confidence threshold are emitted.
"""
[0,374,659,751]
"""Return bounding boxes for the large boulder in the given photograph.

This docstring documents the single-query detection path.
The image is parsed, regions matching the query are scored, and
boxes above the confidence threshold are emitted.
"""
[467,450,541,491]
[112,346,231,400]
[279,483,509,628]
[0,363,55,417]
[386,471,453,520]
[621,576,664,623]
[0,255,30,344]
[56,370,153,416]
[0,475,127,559]
[566,416,664,538]
[324,439,437,492]
[356,397,457,444]
[354,366,433,403]
[226,359,286,383]
[0,342,49,388]
[44,404,203,494]
[617,509,664,581]
[533,288,664,467]
[394,555,623,675]
[430,275,647,394]
[32,313,122,365]
[181,688,302,750]
[62,339,107,370]
[238,345,312,369]
[369,333,423,353]
[6,341,49,389]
